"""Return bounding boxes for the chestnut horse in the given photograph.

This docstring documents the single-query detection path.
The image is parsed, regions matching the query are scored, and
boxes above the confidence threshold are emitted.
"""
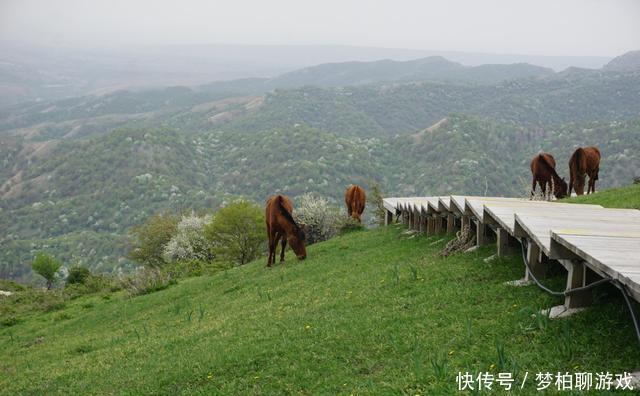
[530,152,568,199]
[265,195,306,266]
[569,146,601,195]
[345,184,366,222]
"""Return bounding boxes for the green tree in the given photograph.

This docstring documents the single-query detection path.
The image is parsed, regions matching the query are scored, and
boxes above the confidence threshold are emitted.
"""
[66,266,91,285]
[31,252,62,290]
[205,200,264,266]
[129,212,178,267]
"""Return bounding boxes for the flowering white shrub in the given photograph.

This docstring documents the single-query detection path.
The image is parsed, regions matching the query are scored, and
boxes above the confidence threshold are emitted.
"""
[293,193,343,244]
[162,213,213,262]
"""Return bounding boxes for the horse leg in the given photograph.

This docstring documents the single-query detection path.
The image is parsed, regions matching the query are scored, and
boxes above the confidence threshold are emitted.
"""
[279,234,287,262]
[531,177,537,198]
[273,232,283,264]
[266,227,275,267]
[568,175,573,196]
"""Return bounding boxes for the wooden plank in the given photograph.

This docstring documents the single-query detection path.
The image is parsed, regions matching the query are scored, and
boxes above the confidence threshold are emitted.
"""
[483,201,604,235]
[551,232,640,302]
[450,196,467,216]
[464,197,528,222]
[382,198,399,213]
[515,210,640,257]
[438,197,451,213]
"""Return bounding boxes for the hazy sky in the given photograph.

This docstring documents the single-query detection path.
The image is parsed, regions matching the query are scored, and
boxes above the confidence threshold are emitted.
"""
[1,0,639,56]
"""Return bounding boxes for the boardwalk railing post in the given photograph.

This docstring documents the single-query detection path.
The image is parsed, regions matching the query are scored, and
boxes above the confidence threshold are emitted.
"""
[385,210,393,226]
[524,242,545,282]
[427,217,436,235]
[497,228,516,256]
[446,214,455,234]
[462,215,470,232]
[565,261,592,308]
[476,220,488,246]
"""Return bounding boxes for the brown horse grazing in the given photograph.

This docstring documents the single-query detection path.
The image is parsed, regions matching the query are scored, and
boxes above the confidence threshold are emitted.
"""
[530,152,568,199]
[345,184,366,222]
[569,146,601,195]
[265,195,306,266]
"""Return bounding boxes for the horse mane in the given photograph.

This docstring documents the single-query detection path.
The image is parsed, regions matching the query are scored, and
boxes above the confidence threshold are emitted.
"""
[276,196,306,241]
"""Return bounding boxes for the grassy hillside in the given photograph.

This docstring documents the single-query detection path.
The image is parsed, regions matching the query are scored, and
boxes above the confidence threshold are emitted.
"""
[562,183,640,209]
[1,226,637,394]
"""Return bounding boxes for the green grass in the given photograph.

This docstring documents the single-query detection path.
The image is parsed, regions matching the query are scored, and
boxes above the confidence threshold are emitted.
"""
[562,183,640,209]
[1,226,638,395]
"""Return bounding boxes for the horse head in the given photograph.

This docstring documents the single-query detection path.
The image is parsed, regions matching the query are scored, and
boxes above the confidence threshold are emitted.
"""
[554,177,569,199]
[288,223,307,260]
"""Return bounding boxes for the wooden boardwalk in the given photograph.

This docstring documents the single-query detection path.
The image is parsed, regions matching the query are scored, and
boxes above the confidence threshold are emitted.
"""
[383,195,640,308]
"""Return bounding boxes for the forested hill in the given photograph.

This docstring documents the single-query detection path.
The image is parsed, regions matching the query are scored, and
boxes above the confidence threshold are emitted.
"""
[1,55,640,283]
[3,68,639,140]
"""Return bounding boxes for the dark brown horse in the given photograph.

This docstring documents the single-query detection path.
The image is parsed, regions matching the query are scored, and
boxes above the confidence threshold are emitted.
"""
[569,146,601,195]
[530,152,568,199]
[265,195,306,266]
[345,184,366,222]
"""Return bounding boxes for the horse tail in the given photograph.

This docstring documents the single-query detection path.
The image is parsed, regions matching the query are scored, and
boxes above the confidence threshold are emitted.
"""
[571,147,585,175]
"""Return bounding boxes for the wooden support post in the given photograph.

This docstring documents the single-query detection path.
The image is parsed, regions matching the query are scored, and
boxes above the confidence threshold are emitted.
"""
[565,261,593,309]
[462,215,471,232]
[426,217,435,235]
[434,216,442,234]
[446,214,455,234]
[476,220,488,246]
[496,228,513,256]
[524,242,545,282]
[417,214,425,233]
[385,210,393,226]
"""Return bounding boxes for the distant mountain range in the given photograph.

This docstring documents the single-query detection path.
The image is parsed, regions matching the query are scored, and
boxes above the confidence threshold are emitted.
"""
[604,50,640,72]
[262,57,554,87]
[0,43,619,106]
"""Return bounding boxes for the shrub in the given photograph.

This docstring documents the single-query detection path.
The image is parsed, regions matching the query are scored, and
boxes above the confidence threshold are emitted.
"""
[163,213,213,263]
[129,212,178,267]
[368,182,387,226]
[64,273,120,299]
[66,266,91,285]
[1,316,20,327]
[0,280,25,292]
[120,267,176,297]
[205,199,264,266]
[293,193,342,244]
[336,216,364,233]
[31,252,62,290]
